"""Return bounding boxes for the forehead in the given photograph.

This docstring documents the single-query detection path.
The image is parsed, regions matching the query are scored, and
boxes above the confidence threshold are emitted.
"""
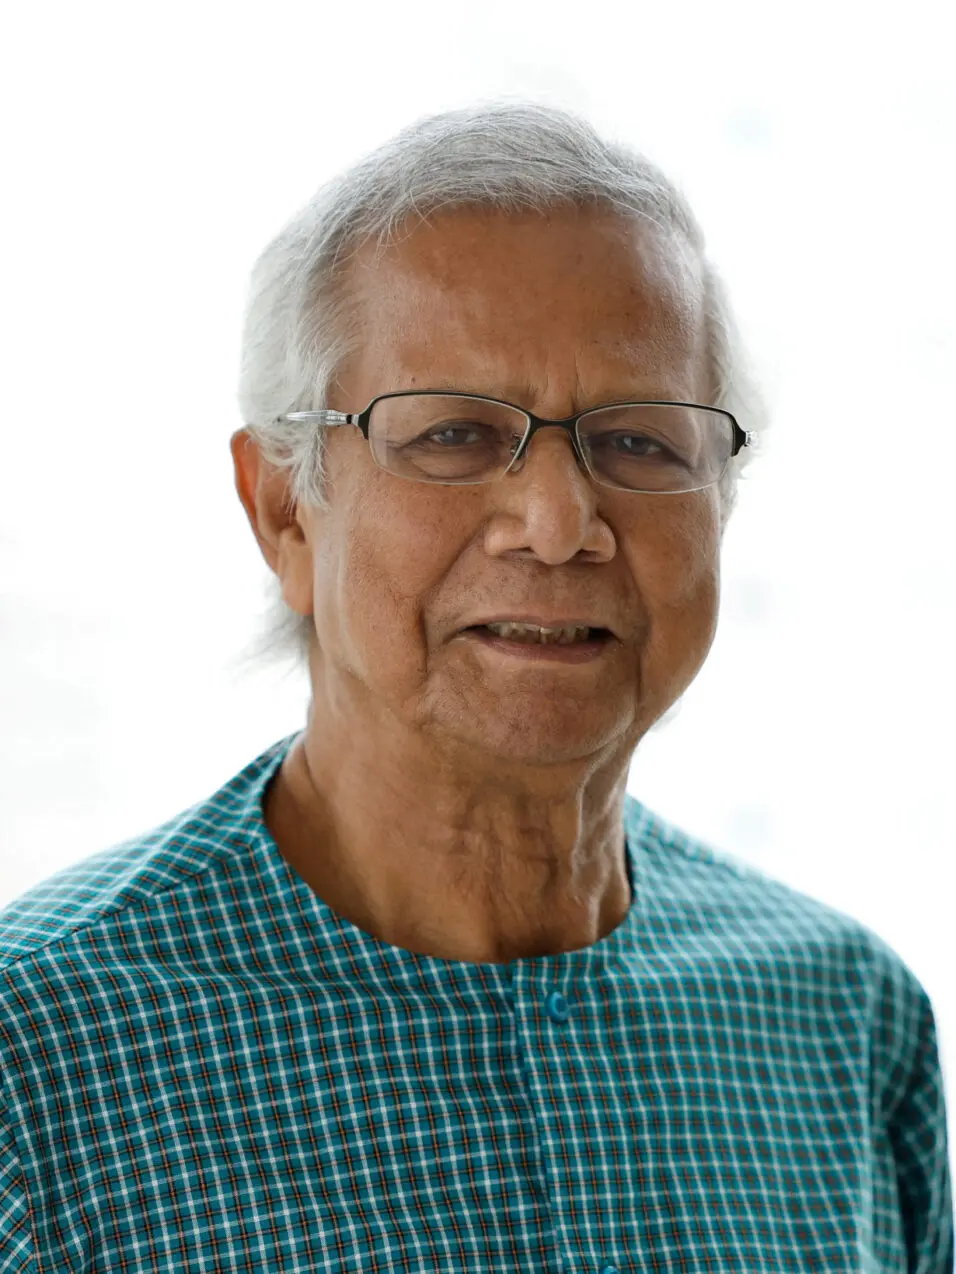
[340,205,708,401]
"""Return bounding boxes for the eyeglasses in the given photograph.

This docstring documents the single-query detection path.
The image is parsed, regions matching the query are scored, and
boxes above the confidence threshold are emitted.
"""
[276,391,757,494]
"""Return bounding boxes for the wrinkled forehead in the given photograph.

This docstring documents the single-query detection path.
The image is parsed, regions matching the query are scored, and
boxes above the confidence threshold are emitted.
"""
[339,205,709,402]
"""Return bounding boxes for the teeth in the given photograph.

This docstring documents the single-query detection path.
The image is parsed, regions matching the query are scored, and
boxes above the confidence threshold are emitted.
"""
[484,622,592,645]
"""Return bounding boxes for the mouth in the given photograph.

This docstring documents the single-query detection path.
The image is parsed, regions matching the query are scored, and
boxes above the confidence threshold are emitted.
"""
[459,622,616,662]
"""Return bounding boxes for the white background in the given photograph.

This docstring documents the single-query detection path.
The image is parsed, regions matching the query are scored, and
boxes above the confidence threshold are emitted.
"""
[2,0,953,1162]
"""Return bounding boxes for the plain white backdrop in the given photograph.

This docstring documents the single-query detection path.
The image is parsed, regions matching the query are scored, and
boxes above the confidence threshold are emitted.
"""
[2,0,953,1161]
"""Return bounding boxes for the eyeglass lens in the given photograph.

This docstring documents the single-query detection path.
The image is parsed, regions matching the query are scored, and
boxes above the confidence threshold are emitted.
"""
[368,394,733,491]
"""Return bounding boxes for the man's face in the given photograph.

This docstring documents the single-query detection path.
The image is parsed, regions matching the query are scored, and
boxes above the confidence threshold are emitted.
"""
[290,205,722,767]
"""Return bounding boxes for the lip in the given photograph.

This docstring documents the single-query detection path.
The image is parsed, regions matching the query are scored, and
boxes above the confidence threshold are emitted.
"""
[458,627,615,663]
[460,616,616,637]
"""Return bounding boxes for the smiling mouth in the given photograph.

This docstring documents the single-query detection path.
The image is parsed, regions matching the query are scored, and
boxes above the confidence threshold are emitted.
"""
[464,622,614,647]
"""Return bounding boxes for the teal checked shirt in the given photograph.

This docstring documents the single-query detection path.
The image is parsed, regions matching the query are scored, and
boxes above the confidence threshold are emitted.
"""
[0,733,952,1272]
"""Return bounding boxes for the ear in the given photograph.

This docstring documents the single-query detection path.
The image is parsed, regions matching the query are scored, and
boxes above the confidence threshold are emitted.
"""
[230,430,314,617]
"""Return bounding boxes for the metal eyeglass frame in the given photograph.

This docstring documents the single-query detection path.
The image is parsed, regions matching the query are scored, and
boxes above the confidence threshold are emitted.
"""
[276,390,758,492]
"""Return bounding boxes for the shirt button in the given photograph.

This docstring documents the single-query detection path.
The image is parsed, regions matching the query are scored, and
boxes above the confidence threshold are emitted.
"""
[599,1266,619,1274]
[545,991,569,1022]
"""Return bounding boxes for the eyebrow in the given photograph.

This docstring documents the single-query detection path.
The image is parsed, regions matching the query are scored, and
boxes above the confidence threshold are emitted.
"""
[412,379,544,403]
[398,379,679,408]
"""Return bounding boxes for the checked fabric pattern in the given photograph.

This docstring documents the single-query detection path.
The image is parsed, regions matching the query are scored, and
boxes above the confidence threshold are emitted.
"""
[0,733,952,1272]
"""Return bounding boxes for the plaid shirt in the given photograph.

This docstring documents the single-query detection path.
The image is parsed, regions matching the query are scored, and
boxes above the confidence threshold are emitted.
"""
[0,734,951,1273]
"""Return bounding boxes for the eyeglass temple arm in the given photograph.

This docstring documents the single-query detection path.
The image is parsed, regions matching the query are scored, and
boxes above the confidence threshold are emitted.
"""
[275,411,357,427]
[740,429,759,453]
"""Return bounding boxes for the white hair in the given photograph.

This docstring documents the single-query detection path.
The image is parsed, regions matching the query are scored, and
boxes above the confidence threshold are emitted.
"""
[236,100,769,667]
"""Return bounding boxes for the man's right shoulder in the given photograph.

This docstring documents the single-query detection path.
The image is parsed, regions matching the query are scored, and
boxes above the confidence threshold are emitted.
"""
[0,736,292,976]
[0,801,234,976]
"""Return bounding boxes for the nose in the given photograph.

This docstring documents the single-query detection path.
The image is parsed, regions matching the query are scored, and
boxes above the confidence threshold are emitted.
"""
[483,427,616,564]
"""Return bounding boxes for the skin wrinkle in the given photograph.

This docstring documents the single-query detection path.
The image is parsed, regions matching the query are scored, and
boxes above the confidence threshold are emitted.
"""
[231,204,723,964]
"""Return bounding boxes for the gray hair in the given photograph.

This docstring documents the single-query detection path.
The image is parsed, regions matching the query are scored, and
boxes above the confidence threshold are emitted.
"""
[236,100,769,668]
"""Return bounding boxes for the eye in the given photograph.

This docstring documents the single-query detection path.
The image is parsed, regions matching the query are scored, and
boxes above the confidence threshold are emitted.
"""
[609,433,664,457]
[422,422,489,447]
[589,431,670,459]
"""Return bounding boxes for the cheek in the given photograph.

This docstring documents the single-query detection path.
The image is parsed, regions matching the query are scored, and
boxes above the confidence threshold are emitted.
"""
[627,492,721,638]
[312,469,472,681]
[620,496,721,720]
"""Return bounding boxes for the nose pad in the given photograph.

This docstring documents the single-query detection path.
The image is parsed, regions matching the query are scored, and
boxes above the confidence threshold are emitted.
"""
[506,426,586,477]
[506,436,527,472]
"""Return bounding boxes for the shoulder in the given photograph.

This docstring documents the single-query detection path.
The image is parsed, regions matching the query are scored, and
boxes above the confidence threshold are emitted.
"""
[622,792,930,1020]
[0,735,294,976]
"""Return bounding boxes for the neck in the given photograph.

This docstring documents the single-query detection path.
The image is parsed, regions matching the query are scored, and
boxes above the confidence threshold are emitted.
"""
[264,701,634,964]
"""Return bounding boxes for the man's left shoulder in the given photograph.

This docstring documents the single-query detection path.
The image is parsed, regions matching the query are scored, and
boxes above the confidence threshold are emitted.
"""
[622,792,921,995]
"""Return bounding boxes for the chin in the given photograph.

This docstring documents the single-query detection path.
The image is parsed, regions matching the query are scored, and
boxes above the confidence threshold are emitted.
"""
[447,707,636,770]
[421,668,647,767]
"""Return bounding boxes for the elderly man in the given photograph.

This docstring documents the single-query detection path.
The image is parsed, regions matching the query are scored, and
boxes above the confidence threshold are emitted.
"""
[1,104,951,1273]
